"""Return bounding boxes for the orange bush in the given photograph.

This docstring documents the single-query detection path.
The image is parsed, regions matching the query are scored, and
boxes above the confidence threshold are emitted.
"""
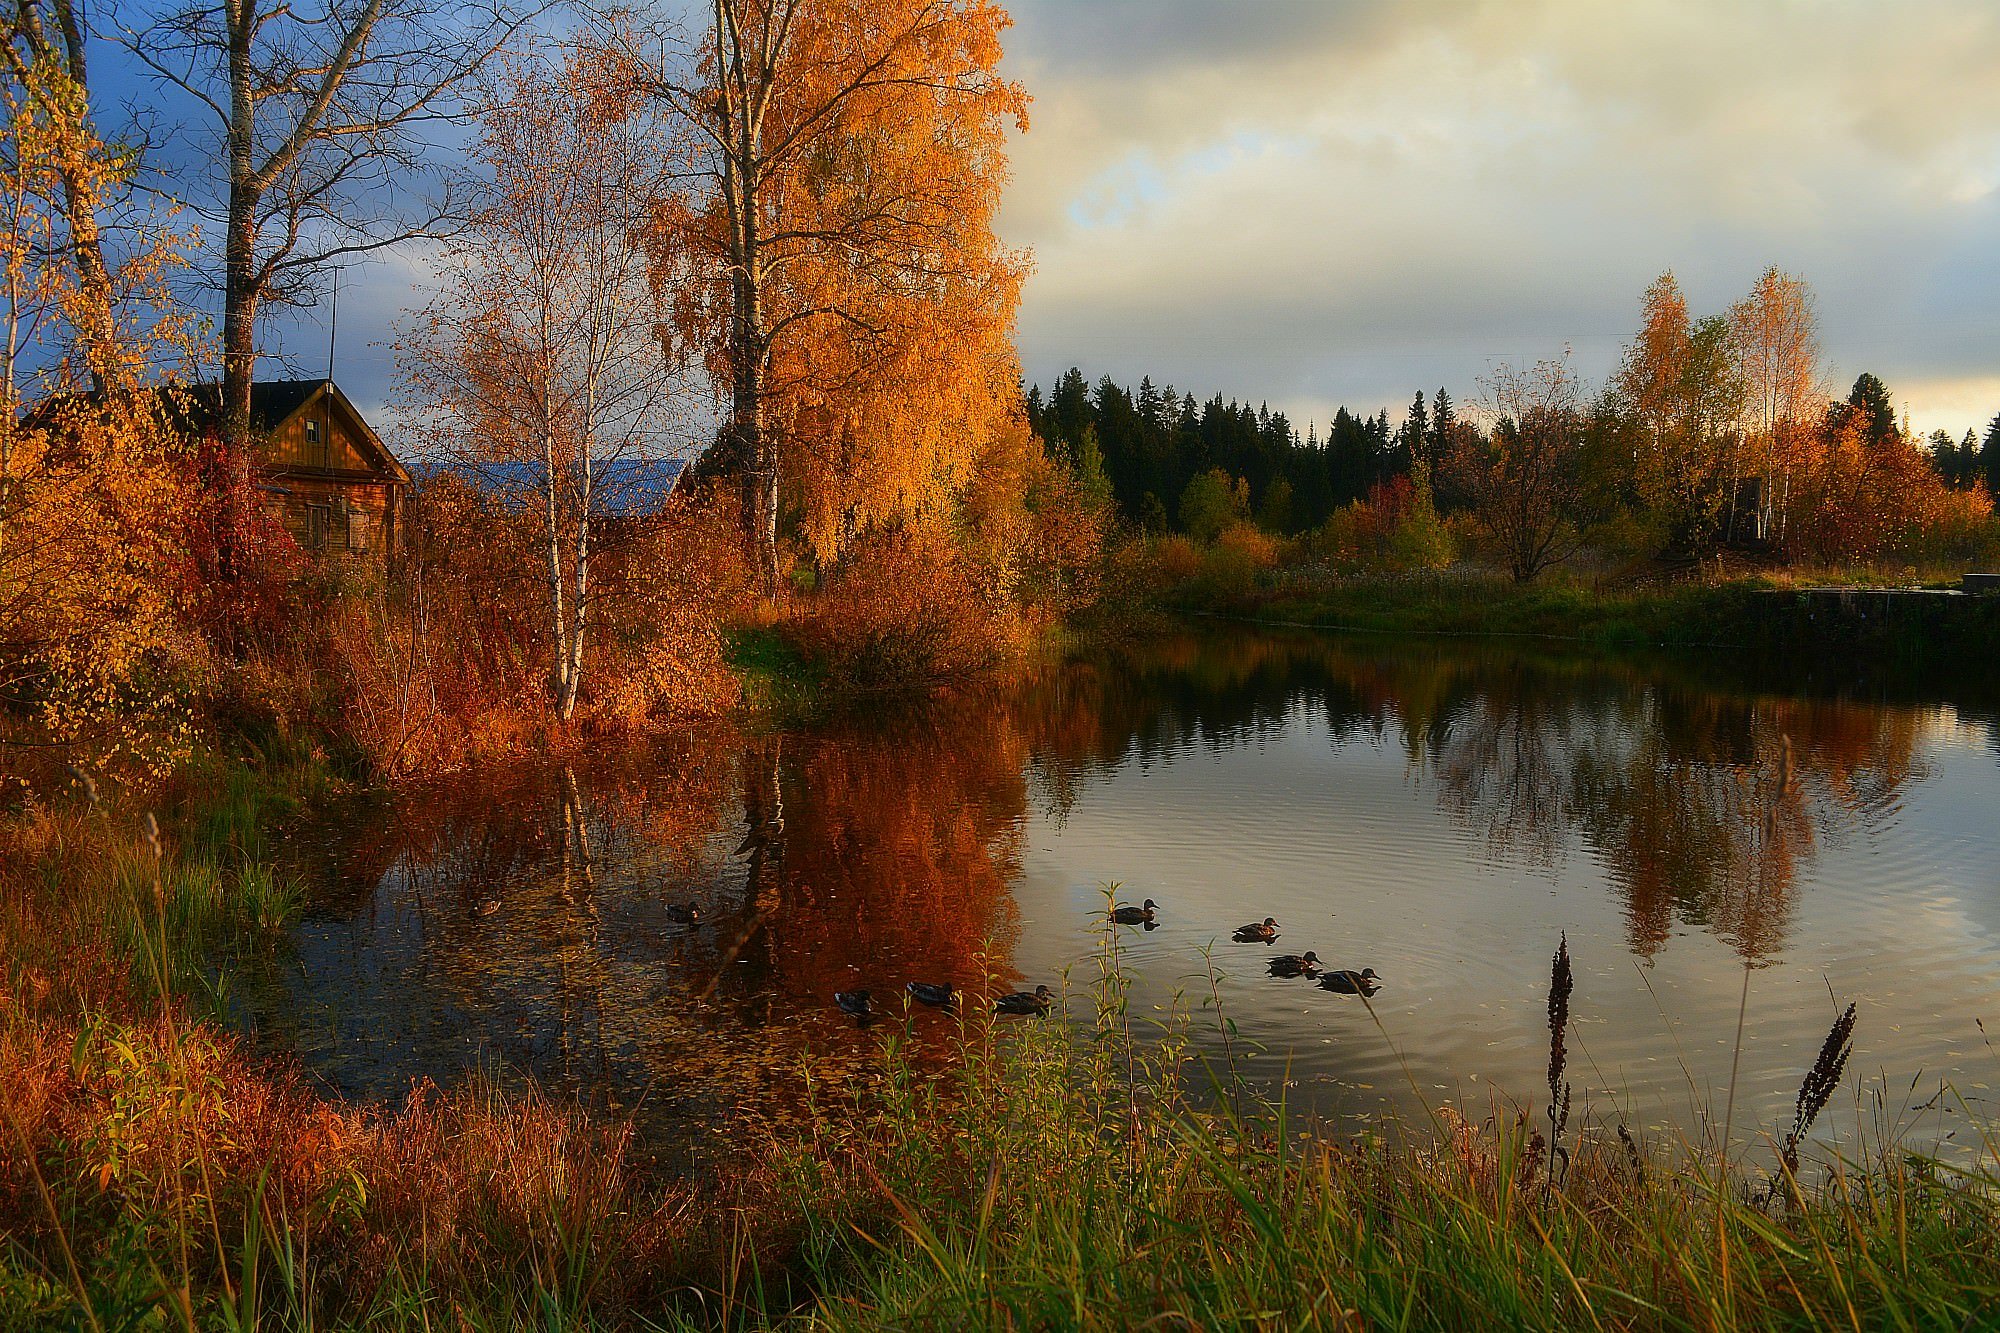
[791,525,1016,692]
[1778,412,1979,566]
[328,480,750,775]
[1150,533,1204,584]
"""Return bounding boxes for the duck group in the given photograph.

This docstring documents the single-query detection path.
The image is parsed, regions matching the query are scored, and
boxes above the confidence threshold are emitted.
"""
[1110,895,1378,996]
[832,892,1379,1022]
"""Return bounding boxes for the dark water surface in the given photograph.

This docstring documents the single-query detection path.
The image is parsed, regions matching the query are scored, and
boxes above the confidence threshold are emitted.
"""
[248,631,2000,1162]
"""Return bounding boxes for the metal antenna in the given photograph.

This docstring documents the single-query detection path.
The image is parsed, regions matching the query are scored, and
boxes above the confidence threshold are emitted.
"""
[326,266,343,382]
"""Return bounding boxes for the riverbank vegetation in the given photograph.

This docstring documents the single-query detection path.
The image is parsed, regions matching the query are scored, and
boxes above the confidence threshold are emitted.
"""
[7,811,1997,1327]
[1032,268,2000,635]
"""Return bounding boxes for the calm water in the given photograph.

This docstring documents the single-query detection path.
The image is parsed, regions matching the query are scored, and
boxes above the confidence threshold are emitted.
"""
[245,631,2000,1162]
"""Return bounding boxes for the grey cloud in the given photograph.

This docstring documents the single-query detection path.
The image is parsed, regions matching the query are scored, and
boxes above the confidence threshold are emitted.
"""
[1006,0,2000,435]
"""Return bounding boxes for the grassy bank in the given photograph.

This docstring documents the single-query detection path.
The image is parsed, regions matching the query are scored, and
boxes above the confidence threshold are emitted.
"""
[6,790,1997,1329]
[1145,560,2000,673]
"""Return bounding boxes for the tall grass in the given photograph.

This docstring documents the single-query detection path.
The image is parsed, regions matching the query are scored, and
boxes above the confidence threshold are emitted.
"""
[5,796,1998,1329]
[699,933,1999,1332]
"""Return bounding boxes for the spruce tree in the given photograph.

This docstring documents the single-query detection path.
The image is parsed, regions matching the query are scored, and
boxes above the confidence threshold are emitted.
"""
[1982,412,2000,496]
[1846,373,1897,447]
[1430,387,1456,459]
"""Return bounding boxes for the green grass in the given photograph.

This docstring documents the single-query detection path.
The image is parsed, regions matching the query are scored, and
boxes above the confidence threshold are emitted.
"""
[675,934,2000,1332]
[1178,567,1771,648]
[1146,563,2000,680]
[726,624,829,719]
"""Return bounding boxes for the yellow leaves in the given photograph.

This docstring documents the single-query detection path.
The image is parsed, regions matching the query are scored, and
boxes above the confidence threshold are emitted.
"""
[679,0,1028,566]
[1,40,200,788]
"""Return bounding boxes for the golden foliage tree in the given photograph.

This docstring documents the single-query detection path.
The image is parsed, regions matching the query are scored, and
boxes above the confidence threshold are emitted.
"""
[0,36,196,786]
[1727,266,1824,540]
[642,0,1029,589]
[1612,273,1746,553]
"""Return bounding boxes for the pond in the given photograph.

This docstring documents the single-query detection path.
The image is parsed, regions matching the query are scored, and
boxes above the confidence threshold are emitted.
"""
[242,629,2000,1166]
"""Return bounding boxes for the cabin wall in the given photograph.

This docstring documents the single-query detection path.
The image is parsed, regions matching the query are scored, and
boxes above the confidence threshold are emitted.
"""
[263,475,401,566]
[256,386,407,568]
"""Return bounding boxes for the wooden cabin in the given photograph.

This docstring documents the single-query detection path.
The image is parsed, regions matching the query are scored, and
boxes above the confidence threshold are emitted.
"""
[20,377,409,567]
[247,380,410,565]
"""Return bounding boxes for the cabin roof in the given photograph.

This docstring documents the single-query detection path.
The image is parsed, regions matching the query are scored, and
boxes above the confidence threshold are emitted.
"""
[23,378,409,485]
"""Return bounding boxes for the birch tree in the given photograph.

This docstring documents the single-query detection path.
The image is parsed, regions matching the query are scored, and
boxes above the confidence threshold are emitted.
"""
[398,44,690,720]
[1728,266,1824,540]
[3,0,117,390]
[636,0,1025,591]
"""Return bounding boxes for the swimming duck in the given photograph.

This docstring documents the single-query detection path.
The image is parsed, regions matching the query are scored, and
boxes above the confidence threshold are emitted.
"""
[471,898,501,920]
[1318,968,1380,995]
[1108,898,1158,925]
[994,984,1055,1016]
[1233,917,1280,943]
[665,903,703,926]
[1267,951,1320,978]
[906,981,955,1008]
[834,989,873,1018]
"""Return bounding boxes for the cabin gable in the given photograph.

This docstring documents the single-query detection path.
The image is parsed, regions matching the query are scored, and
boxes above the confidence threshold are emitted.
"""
[250,381,410,565]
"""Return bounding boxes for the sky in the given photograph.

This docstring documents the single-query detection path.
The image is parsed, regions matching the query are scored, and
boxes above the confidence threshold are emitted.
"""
[214,0,2000,441]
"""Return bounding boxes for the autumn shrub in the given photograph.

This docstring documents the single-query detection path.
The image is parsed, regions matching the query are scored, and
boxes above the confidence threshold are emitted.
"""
[1777,412,1974,568]
[1150,533,1204,585]
[325,478,749,775]
[1,397,203,793]
[956,419,1112,627]
[1194,522,1282,599]
[1904,485,2000,569]
[1302,475,1444,575]
[791,526,1015,693]
[588,496,750,732]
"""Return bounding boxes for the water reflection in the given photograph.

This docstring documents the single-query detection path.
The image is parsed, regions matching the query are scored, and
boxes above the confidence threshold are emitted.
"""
[1036,636,1941,965]
[261,630,2000,1155]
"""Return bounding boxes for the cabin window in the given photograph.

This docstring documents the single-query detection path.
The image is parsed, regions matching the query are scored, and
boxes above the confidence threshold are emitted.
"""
[304,416,329,466]
[347,509,370,552]
[303,503,331,551]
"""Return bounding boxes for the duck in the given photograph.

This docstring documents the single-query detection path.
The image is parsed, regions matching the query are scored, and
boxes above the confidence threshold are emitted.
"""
[665,903,703,926]
[905,981,955,1008]
[471,898,501,920]
[1232,917,1280,943]
[834,989,873,1018]
[1317,967,1381,995]
[994,984,1055,1016]
[1267,951,1320,978]
[1108,898,1158,925]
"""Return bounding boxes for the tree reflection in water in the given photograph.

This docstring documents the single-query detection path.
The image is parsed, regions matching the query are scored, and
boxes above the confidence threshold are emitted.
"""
[270,629,1974,1151]
[1028,633,1940,965]
[266,707,1030,1154]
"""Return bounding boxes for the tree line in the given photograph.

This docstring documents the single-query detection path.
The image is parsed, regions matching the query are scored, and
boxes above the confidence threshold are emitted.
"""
[1033,267,2000,580]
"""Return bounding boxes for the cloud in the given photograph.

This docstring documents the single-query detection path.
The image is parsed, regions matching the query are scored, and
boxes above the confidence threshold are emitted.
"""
[1002,0,2000,436]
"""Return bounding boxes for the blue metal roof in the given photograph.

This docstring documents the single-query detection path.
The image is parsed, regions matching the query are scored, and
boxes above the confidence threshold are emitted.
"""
[424,456,688,517]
